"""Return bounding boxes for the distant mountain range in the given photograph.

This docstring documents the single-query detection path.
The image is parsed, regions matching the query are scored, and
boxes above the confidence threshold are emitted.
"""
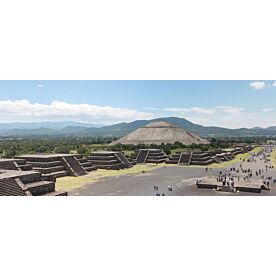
[0,118,276,137]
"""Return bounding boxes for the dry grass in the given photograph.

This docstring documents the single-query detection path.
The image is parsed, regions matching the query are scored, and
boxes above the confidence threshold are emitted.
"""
[56,163,174,191]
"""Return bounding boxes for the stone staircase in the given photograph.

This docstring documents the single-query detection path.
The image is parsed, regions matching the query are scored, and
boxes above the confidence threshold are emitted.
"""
[61,156,87,176]
[76,157,97,172]
[114,152,133,168]
[88,151,132,170]
[136,150,149,163]
[0,170,67,196]
[16,154,91,180]
[165,153,181,164]
[134,149,167,164]
[212,156,223,163]
[0,178,27,196]
[188,153,193,165]
[0,158,33,171]
[179,153,192,165]
[190,153,213,165]
[165,152,192,165]
[29,160,68,180]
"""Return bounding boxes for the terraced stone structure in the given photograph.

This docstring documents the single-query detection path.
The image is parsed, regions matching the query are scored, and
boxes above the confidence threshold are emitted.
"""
[0,169,67,196]
[166,152,213,165]
[75,156,98,172]
[133,149,167,164]
[88,151,133,170]
[111,121,210,146]
[166,146,254,166]
[16,154,95,180]
[0,158,33,171]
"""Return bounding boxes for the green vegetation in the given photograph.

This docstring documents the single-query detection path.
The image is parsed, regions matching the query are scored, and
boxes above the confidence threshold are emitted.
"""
[0,136,263,159]
[110,138,262,156]
[0,137,113,158]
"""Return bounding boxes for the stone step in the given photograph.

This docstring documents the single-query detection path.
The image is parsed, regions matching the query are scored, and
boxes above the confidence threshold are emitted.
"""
[0,179,27,196]
[42,171,68,180]
[165,160,178,164]
[61,156,86,177]
[43,190,68,196]
[85,166,97,172]
[88,156,116,161]
[219,185,234,193]
[32,166,65,174]
[95,164,124,170]
[0,186,26,196]
[146,159,166,163]
[90,159,122,165]
[24,181,55,196]
[78,158,88,163]
[18,164,33,171]
[80,162,93,167]
[27,161,63,168]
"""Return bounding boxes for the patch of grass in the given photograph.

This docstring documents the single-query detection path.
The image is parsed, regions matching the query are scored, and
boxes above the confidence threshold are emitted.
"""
[122,150,134,157]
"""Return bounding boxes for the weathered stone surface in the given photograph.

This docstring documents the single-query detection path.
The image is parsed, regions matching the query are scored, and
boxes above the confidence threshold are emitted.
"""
[111,121,210,145]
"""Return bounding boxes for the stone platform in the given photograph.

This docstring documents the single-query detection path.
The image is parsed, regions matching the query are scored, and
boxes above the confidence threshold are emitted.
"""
[0,169,67,196]
[0,158,33,171]
[196,176,268,194]
[16,154,95,179]
[133,149,167,164]
[88,151,133,170]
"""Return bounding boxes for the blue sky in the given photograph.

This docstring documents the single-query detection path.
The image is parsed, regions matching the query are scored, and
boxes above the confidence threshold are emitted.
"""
[0,80,275,128]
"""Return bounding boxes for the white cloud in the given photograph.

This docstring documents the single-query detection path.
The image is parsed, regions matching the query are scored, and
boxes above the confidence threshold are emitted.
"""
[249,81,266,90]
[262,108,274,112]
[272,81,276,87]
[144,107,159,111]
[215,106,245,116]
[165,106,244,116]
[36,84,44,87]
[165,105,253,128]
[0,99,152,124]
[165,107,215,114]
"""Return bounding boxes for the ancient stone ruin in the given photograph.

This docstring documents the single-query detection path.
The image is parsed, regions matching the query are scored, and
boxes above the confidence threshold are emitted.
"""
[88,151,133,170]
[15,154,96,180]
[132,149,167,164]
[0,169,67,196]
[165,146,254,166]
[111,121,210,145]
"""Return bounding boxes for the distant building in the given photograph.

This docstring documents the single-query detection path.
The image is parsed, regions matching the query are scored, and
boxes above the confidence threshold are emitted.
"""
[110,121,209,146]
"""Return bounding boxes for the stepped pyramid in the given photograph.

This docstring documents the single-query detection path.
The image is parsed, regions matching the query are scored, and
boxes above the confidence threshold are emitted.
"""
[111,121,209,145]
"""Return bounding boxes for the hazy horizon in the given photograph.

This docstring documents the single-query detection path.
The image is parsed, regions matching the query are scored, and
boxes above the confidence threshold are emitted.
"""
[0,80,276,128]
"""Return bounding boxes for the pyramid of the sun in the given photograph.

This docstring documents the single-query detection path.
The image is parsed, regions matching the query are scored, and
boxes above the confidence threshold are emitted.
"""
[111,121,210,145]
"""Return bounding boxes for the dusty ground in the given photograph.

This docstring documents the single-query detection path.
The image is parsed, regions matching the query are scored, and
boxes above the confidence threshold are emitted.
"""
[56,147,276,196]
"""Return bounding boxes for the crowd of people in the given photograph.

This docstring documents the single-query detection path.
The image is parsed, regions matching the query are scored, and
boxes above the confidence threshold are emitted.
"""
[200,146,276,192]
